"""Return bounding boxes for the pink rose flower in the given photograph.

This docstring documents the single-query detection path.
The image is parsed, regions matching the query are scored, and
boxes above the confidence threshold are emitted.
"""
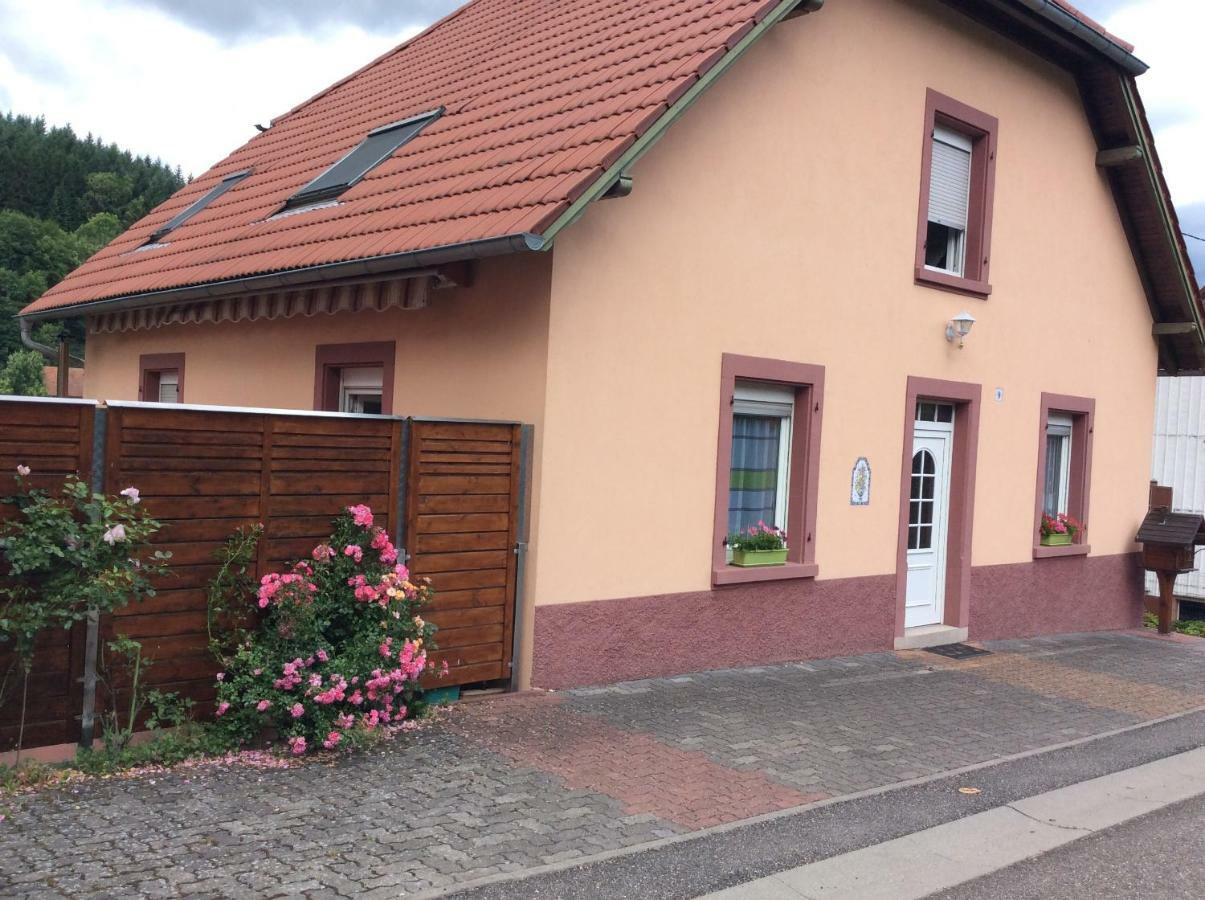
[290,703,305,718]
[322,731,342,750]
[16,464,31,477]
[256,699,271,712]
[215,701,230,716]
[347,504,374,527]
[119,486,141,504]
[288,735,307,755]
[316,649,329,663]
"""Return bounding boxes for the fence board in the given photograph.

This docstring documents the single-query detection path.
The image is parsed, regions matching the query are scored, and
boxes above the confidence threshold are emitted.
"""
[1,399,526,749]
[0,399,94,750]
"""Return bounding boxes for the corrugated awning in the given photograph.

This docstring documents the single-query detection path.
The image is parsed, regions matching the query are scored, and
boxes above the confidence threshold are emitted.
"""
[88,274,431,334]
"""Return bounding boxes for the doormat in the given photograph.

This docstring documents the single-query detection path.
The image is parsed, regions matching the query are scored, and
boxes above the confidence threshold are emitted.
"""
[923,643,991,660]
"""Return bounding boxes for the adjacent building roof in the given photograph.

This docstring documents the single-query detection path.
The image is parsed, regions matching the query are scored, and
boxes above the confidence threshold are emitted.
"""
[20,0,1205,371]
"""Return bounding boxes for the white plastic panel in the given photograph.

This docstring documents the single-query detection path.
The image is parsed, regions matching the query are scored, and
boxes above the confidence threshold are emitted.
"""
[1147,376,1205,599]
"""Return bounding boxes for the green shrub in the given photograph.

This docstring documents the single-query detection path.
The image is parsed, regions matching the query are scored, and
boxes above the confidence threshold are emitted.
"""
[213,505,439,755]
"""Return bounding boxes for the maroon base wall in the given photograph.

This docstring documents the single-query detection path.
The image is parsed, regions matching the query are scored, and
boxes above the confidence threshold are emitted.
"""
[968,552,1143,642]
[532,574,897,690]
[531,553,1143,689]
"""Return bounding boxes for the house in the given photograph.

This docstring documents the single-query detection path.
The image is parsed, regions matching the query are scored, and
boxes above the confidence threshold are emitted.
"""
[19,0,1204,689]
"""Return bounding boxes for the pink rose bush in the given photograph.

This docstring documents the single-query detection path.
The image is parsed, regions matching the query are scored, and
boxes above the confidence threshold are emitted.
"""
[213,505,436,753]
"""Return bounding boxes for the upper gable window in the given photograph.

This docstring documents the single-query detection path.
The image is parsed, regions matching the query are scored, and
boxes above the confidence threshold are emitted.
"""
[283,108,442,212]
[148,170,250,244]
[914,90,998,299]
[925,126,972,277]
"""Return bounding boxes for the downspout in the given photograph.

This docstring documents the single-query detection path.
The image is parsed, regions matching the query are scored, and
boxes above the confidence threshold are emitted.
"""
[19,317,83,397]
[19,316,57,361]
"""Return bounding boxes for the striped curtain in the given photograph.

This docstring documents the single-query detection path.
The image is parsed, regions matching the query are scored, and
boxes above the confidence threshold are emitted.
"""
[728,414,781,535]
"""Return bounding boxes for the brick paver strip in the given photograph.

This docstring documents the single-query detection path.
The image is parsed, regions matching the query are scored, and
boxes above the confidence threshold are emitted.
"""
[449,694,825,829]
[2,631,1203,897]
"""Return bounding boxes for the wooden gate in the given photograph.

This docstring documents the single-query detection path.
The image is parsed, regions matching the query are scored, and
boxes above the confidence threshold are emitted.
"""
[0,398,528,749]
[405,421,521,686]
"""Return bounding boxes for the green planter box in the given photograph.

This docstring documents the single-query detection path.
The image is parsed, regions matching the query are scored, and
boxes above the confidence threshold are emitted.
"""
[731,547,789,567]
[1040,533,1073,546]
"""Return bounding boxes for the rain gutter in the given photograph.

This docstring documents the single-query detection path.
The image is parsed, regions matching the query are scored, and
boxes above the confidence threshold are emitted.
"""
[1003,0,1147,74]
[19,232,542,323]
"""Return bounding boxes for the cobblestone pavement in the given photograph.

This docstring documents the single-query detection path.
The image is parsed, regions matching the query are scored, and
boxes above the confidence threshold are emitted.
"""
[2,631,1203,898]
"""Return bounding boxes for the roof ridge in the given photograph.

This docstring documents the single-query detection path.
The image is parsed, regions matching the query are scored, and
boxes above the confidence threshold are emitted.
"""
[269,0,481,128]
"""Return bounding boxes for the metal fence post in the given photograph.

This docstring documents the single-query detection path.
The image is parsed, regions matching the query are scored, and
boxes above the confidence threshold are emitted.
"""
[78,405,107,749]
[394,418,411,563]
[508,424,534,690]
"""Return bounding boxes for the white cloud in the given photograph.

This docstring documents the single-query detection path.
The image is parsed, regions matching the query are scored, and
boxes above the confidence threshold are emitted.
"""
[0,0,421,177]
[1106,0,1205,208]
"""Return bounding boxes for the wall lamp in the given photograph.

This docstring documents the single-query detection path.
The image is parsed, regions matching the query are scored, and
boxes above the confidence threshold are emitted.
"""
[946,311,976,349]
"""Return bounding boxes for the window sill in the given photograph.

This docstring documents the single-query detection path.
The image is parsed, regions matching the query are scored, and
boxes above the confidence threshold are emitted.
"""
[915,266,992,299]
[1033,543,1091,560]
[713,561,818,586]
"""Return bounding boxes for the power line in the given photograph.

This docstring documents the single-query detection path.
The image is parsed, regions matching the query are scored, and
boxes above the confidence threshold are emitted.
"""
[1184,231,1205,243]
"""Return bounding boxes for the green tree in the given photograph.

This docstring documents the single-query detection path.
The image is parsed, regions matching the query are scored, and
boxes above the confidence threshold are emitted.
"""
[0,112,184,367]
[0,349,48,396]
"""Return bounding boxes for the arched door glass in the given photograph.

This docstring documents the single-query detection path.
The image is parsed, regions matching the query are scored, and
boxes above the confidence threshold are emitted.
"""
[908,449,936,550]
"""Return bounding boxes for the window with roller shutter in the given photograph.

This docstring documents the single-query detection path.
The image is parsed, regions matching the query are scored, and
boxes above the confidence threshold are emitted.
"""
[914,90,999,298]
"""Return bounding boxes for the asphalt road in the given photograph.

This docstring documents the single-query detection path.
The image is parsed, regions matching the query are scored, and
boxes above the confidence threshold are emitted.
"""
[934,794,1205,900]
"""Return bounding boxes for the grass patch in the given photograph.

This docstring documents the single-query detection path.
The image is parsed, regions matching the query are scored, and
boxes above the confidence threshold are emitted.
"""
[1143,611,1205,638]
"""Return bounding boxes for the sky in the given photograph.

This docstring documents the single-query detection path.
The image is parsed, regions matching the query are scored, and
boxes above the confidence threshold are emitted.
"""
[0,0,1201,275]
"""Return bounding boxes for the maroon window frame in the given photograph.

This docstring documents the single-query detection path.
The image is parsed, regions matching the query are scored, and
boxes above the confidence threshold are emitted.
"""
[313,341,396,414]
[1032,393,1094,559]
[914,89,999,299]
[138,353,185,403]
[712,353,824,586]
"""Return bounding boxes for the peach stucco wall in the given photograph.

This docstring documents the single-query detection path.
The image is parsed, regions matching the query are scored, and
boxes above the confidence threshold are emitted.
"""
[85,252,552,424]
[531,0,1157,607]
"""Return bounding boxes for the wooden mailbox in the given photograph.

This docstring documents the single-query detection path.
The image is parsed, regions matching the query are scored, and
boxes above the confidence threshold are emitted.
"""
[1136,483,1205,634]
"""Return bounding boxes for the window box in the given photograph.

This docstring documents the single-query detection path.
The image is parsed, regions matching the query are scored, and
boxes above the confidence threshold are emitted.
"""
[730,547,789,567]
[1039,533,1073,547]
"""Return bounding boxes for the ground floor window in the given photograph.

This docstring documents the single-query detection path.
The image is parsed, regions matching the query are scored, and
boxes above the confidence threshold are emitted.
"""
[712,354,824,585]
[729,381,793,535]
[314,342,395,415]
[139,353,184,404]
[1043,413,1073,516]
[1033,394,1094,555]
[338,367,384,414]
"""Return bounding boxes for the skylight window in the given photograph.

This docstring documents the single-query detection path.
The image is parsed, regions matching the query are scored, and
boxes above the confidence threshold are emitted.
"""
[283,108,443,211]
[148,170,250,244]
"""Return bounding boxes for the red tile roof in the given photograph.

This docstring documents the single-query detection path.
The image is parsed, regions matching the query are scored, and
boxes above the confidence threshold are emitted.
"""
[21,0,1147,320]
[25,0,787,315]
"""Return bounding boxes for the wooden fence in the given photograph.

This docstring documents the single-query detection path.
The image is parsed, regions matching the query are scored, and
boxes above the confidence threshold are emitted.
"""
[0,398,530,751]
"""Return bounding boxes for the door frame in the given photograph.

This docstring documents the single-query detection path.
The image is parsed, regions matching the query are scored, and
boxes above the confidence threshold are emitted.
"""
[894,376,982,638]
[906,421,955,628]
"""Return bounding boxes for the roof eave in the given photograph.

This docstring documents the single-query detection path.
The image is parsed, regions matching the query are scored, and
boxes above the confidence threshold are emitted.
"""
[19,232,544,323]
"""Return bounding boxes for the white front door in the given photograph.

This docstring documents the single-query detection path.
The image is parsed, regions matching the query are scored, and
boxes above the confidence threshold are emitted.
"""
[905,408,954,628]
